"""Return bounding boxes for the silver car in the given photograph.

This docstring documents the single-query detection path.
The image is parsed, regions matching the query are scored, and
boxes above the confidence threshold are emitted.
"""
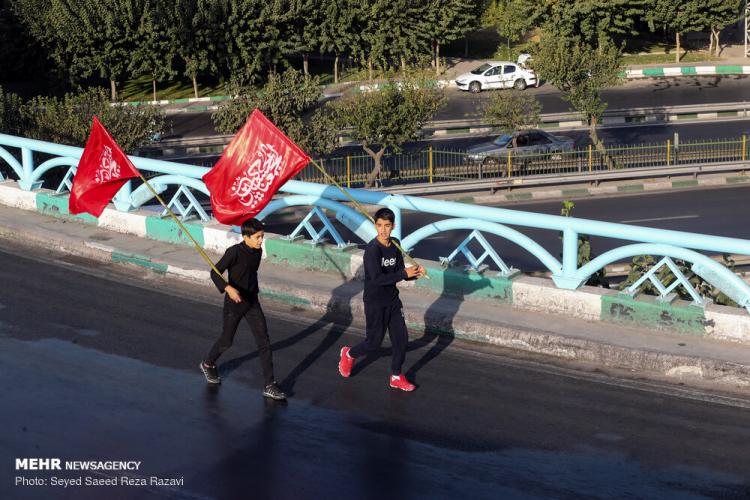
[466,130,575,165]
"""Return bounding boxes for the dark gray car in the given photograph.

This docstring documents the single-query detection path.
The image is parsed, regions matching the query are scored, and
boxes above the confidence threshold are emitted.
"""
[466,130,576,165]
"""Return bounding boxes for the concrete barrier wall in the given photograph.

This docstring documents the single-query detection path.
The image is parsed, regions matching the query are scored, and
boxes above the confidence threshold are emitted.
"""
[2,180,750,343]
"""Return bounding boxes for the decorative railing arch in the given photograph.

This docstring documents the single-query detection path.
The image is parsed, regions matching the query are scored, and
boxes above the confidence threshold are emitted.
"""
[401,218,562,276]
[2,132,750,314]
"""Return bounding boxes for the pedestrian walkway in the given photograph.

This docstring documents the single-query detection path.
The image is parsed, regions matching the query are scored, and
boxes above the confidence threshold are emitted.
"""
[1,202,749,393]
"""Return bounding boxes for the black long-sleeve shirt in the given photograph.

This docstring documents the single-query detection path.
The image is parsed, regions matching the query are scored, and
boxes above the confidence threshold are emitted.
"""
[362,237,408,305]
[211,243,262,300]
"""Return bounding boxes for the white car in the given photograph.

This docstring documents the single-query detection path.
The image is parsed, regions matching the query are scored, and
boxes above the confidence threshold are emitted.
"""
[455,55,537,93]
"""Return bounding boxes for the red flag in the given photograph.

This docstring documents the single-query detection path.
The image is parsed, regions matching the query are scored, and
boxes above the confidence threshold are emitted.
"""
[202,109,311,226]
[69,117,141,217]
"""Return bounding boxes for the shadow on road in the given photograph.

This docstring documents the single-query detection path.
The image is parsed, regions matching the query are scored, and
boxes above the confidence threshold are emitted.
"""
[220,280,360,397]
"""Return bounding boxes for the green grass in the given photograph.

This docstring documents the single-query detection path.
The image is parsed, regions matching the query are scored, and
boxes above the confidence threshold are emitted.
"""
[622,51,721,65]
[118,74,225,102]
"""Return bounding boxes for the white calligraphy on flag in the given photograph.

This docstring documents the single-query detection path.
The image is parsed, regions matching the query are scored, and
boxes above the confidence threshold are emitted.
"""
[230,143,283,208]
[94,146,121,184]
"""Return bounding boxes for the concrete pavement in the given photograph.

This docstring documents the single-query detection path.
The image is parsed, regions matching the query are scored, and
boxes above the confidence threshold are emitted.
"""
[1,201,750,393]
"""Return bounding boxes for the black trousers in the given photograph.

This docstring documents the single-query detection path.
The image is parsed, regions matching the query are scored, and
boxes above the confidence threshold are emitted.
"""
[205,296,274,385]
[349,299,408,375]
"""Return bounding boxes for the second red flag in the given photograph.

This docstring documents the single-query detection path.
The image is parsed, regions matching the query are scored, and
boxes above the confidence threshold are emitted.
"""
[202,109,311,226]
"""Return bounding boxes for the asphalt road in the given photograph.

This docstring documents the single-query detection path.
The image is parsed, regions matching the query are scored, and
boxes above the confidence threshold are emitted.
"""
[435,75,750,120]
[167,76,750,143]
[260,184,750,273]
[2,242,750,499]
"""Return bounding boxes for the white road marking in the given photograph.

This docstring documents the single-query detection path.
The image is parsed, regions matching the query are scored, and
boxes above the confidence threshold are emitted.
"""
[619,214,700,224]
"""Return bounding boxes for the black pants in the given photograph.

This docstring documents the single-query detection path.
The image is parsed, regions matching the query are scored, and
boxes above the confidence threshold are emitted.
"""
[205,296,274,385]
[349,299,408,375]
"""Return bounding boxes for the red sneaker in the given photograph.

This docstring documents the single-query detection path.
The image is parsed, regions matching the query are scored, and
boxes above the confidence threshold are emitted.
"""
[338,346,355,377]
[389,374,415,392]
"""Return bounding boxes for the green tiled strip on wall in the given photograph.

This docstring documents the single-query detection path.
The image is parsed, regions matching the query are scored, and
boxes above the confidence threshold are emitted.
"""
[260,289,311,306]
[145,216,205,247]
[406,321,492,343]
[112,251,168,273]
[642,68,665,77]
[717,66,743,74]
[506,192,533,201]
[601,294,706,335]
[726,176,750,184]
[264,238,352,276]
[415,266,513,304]
[672,179,699,188]
[561,188,590,197]
[36,192,98,224]
[680,67,697,75]
[617,184,645,193]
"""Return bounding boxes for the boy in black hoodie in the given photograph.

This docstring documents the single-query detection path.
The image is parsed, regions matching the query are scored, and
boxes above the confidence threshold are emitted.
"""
[199,218,286,400]
[338,208,424,391]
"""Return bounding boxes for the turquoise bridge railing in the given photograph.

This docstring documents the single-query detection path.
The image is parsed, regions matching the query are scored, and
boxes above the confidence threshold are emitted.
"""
[2,132,749,313]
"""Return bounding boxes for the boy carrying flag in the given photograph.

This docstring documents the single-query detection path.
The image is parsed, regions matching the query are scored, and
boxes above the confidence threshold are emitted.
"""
[338,208,424,391]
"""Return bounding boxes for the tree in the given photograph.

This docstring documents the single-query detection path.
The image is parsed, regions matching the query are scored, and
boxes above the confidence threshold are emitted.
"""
[427,0,481,75]
[698,0,742,56]
[532,33,622,168]
[534,1,645,47]
[174,0,223,98]
[483,90,541,148]
[646,0,704,63]
[483,0,538,53]
[20,88,166,153]
[332,78,446,187]
[129,0,177,103]
[317,0,360,83]
[303,106,340,161]
[212,68,322,143]
[1,0,48,83]
[360,0,431,77]
[290,0,319,76]
[13,0,144,100]
[0,85,25,135]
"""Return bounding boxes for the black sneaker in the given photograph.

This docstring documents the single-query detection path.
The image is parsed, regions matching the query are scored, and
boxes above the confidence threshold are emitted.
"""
[200,362,221,384]
[262,383,286,400]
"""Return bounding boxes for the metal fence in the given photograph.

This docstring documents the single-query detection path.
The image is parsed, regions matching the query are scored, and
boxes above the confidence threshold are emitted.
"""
[297,136,749,187]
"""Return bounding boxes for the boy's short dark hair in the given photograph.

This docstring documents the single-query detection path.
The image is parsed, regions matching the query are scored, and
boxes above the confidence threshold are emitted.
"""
[373,208,395,224]
[241,218,265,237]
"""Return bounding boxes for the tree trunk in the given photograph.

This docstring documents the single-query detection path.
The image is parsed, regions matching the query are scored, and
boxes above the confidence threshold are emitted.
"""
[363,145,385,188]
[192,76,199,99]
[713,29,721,56]
[368,59,373,81]
[152,79,157,103]
[400,56,406,76]
[589,116,615,170]
[334,54,339,84]
[303,54,309,76]
[435,42,441,75]
[431,41,436,70]
[675,32,681,63]
[464,38,468,57]
[110,80,117,101]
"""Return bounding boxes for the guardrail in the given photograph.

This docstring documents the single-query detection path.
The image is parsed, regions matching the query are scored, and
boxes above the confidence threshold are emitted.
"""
[1,132,749,314]
[139,101,750,160]
[296,136,750,187]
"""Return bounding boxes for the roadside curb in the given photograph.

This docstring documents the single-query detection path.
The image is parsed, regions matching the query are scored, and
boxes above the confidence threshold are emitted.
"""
[439,172,750,205]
